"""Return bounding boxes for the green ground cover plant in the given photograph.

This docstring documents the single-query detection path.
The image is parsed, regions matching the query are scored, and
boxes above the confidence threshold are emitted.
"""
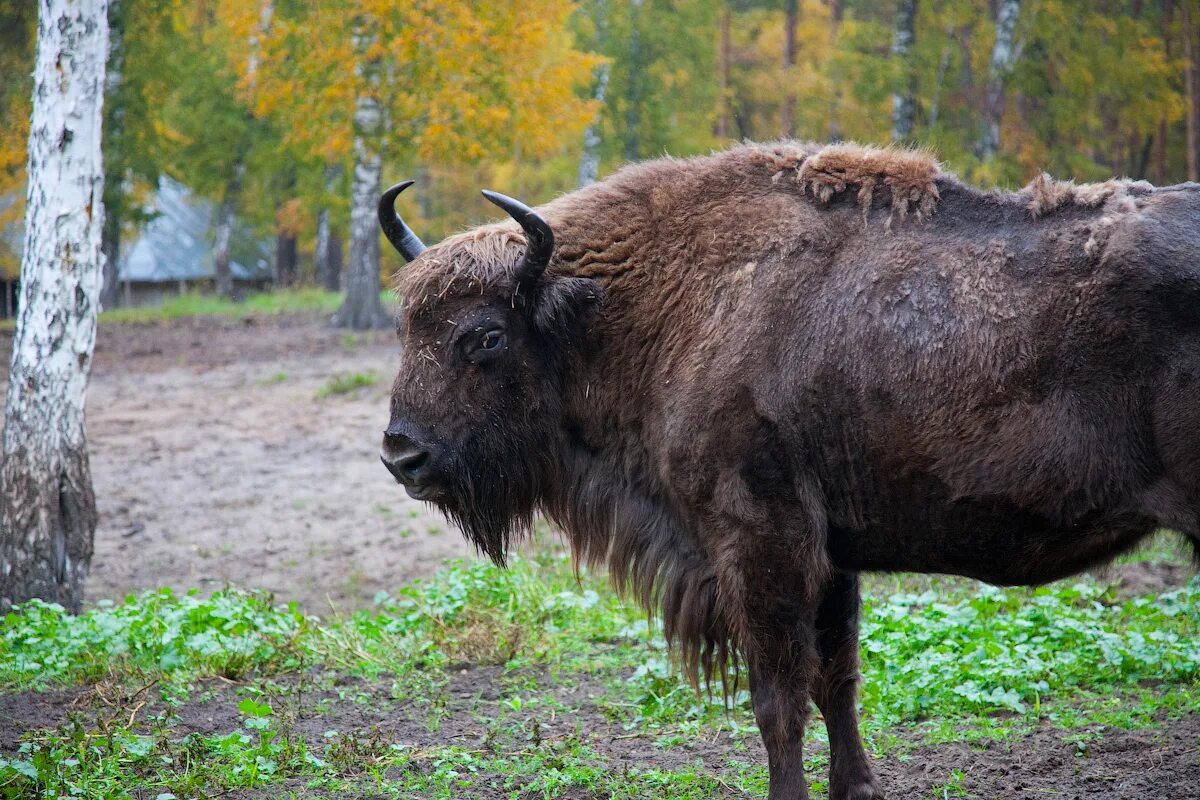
[0,547,1196,799]
[96,288,347,324]
[315,372,380,398]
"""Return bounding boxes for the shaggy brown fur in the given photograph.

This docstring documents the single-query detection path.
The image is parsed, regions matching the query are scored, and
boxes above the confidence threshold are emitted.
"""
[1022,171,1154,217]
[382,140,1200,800]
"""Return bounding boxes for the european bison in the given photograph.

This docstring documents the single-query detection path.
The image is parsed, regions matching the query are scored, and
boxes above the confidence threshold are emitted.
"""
[378,141,1200,800]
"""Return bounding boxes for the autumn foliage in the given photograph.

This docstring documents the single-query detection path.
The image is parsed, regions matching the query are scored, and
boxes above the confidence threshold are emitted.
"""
[1,0,1198,286]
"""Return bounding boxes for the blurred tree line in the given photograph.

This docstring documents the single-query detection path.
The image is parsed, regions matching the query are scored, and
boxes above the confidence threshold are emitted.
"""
[0,0,1197,325]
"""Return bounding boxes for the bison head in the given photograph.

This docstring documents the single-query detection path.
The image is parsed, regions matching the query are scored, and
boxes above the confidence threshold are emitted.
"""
[378,182,602,563]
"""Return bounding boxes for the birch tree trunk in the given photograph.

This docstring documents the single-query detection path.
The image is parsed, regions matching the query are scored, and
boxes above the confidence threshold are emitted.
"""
[978,0,1022,160]
[332,25,389,330]
[213,0,273,300]
[891,0,918,142]
[1,0,109,613]
[99,0,123,310]
[578,64,609,187]
[213,175,239,298]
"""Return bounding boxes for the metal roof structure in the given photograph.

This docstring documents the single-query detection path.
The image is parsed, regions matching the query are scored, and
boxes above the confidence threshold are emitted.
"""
[0,177,272,283]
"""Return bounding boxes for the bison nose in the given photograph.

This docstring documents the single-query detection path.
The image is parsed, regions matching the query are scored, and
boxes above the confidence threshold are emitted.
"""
[381,430,436,493]
[381,448,430,485]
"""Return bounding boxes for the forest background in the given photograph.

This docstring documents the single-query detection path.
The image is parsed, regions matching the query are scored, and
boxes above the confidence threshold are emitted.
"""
[1,0,1198,327]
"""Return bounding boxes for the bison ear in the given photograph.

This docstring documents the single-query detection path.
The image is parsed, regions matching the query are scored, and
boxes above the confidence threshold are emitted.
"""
[530,275,604,344]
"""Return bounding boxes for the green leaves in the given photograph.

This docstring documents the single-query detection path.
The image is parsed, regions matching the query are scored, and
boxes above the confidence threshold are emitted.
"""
[858,581,1200,724]
[0,553,1196,797]
[0,588,307,689]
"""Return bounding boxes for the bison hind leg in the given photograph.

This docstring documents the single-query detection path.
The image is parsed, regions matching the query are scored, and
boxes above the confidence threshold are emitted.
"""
[812,570,884,800]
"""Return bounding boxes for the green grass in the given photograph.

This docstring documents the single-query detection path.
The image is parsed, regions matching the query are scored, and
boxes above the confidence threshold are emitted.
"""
[0,548,1196,799]
[315,371,380,398]
[95,288,347,324]
[1,287,397,328]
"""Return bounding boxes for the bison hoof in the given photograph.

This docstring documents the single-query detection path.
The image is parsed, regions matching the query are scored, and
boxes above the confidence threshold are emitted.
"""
[832,780,885,800]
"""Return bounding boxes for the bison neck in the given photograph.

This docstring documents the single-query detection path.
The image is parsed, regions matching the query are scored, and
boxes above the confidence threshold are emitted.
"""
[541,424,734,687]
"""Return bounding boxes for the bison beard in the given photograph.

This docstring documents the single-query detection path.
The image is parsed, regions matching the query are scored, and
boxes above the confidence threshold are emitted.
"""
[382,141,1200,800]
[436,426,545,566]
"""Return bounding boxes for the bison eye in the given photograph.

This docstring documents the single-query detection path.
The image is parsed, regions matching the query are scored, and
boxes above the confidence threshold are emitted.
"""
[463,328,506,362]
[479,330,504,351]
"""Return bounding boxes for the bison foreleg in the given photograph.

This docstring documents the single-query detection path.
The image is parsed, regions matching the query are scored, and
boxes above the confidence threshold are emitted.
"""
[812,571,883,800]
[748,634,817,800]
[728,552,822,800]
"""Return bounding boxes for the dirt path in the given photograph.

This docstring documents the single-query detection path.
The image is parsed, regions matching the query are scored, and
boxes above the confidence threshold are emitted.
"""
[3,313,475,611]
[1,668,1196,799]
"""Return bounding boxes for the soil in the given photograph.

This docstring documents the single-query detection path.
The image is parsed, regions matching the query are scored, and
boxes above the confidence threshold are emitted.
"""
[0,312,474,612]
[0,665,1196,799]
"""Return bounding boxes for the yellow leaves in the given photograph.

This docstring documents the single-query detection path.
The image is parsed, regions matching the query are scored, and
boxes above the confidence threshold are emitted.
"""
[243,0,600,169]
[276,197,306,236]
[0,90,29,278]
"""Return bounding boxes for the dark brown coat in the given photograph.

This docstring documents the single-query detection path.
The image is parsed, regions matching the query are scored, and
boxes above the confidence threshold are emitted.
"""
[382,141,1200,800]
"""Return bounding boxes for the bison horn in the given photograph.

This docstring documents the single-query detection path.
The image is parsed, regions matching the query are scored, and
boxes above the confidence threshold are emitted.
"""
[481,190,554,287]
[379,181,427,262]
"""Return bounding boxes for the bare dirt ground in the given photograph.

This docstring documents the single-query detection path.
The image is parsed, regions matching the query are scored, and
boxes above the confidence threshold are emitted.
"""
[1,312,475,612]
[0,668,1196,799]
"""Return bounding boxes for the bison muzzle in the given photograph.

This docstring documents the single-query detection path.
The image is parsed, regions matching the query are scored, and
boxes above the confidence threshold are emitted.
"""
[377,141,1200,800]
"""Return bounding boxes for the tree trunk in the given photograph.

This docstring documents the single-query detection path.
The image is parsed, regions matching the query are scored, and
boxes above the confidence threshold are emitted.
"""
[782,0,799,138]
[1,0,109,613]
[212,171,239,299]
[314,210,341,291]
[244,0,275,91]
[100,210,120,310]
[623,0,644,161]
[578,63,610,187]
[99,0,123,311]
[717,4,731,139]
[314,164,341,291]
[1156,1,1174,185]
[324,231,343,291]
[333,24,389,330]
[978,0,1022,160]
[275,229,297,288]
[212,0,273,300]
[1183,0,1199,181]
[577,0,609,187]
[928,30,954,129]
[827,0,844,141]
[891,0,918,141]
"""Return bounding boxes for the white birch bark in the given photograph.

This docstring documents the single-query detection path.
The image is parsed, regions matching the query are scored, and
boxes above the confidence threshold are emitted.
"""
[1,0,109,612]
[212,174,239,298]
[978,0,1022,160]
[333,24,389,330]
[244,0,275,92]
[890,0,917,142]
[577,64,609,188]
